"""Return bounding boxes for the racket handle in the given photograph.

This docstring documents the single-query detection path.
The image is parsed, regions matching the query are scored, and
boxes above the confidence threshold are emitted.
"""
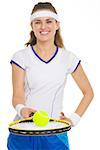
[9,120,21,126]
[9,115,34,127]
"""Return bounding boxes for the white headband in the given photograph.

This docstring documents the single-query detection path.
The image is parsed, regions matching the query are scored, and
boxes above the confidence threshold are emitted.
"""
[30,10,59,22]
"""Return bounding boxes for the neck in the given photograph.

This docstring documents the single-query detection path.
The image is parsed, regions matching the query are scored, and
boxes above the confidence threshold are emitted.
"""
[36,40,56,53]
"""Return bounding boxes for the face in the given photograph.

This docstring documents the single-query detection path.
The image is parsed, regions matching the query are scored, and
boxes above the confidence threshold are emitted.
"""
[31,17,60,42]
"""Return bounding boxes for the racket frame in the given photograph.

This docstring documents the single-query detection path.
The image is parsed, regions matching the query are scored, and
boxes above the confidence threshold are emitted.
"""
[9,117,71,136]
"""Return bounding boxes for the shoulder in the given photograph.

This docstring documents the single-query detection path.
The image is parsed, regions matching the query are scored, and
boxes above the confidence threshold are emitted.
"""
[61,47,76,55]
[59,47,78,60]
[59,47,81,73]
[10,46,30,70]
[12,46,29,58]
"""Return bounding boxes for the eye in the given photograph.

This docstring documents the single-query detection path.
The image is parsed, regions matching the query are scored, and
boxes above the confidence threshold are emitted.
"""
[35,21,41,24]
[47,20,53,24]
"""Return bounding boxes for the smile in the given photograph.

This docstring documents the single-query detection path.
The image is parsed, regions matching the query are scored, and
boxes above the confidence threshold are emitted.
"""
[40,31,50,35]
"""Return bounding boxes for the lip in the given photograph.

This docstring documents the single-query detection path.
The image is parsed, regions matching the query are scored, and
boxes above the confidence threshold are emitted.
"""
[39,31,50,35]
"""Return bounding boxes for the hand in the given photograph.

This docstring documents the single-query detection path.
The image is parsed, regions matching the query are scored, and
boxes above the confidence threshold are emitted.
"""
[21,107,37,118]
[60,112,73,126]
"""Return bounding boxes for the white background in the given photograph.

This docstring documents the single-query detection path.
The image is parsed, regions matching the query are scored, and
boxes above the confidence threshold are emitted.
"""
[0,0,99,149]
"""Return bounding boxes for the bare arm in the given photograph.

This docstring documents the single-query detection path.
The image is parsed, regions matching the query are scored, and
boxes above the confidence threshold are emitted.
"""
[12,64,25,107]
[11,64,36,118]
[60,64,94,125]
[71,64,94,117]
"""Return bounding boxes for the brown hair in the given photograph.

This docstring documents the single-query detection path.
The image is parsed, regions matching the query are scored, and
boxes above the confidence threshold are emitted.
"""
[25,2,64,48]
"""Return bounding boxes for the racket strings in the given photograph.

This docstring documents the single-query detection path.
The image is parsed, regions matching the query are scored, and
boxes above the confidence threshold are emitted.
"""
[11,122,67,131]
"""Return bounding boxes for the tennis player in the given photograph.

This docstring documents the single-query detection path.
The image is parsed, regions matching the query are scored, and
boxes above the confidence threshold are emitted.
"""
[7,2,94,150]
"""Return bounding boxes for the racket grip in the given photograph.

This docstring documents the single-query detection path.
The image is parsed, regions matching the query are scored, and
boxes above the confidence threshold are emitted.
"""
[9,120,21,126]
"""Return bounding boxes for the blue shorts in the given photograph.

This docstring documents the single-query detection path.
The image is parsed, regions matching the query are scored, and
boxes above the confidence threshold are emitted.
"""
[7,132,70,150]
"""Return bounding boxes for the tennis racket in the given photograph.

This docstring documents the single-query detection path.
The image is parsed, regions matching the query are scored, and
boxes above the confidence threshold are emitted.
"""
[8,113,71,136]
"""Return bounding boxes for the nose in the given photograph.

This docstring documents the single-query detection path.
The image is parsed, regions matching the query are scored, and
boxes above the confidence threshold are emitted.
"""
[41,22,46,29]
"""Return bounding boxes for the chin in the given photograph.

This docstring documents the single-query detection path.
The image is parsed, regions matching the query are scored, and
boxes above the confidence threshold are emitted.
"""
[38,38,52,42]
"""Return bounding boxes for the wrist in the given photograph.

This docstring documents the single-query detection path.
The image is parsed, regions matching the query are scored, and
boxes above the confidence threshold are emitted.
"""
[15,104,26,117]
[69,113,81,126]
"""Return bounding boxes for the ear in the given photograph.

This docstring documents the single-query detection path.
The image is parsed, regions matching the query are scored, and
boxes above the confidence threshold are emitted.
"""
[56,21,60,30]
[31,22,34,31]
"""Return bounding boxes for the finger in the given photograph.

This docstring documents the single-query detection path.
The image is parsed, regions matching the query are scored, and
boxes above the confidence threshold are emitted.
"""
[24,114,30,118]
[29,112,34,117]
[60,112,65,116]
[60,112,65,118]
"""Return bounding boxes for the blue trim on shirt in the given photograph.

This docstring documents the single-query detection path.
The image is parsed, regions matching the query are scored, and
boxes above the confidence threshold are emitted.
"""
[31,46,58,64]
[10,60,25,70]
[73,60,81,72]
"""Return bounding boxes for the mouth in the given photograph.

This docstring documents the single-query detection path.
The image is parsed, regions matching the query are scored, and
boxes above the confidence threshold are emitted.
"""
[39,31,50,35]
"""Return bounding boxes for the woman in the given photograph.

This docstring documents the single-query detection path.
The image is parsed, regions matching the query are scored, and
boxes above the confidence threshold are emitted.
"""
[7,2,94,150]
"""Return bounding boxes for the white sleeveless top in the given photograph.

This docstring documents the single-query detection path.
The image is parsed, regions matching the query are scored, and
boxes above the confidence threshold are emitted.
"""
[10,46,81,119]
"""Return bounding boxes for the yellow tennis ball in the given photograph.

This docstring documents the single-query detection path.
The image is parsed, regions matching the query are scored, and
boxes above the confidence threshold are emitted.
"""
[33,110,49,126]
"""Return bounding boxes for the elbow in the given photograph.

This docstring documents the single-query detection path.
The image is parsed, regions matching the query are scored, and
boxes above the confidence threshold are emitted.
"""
[89,87,94,99]
[91,89,94,99]
[83,87,94,101]
[89,90,94,101]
